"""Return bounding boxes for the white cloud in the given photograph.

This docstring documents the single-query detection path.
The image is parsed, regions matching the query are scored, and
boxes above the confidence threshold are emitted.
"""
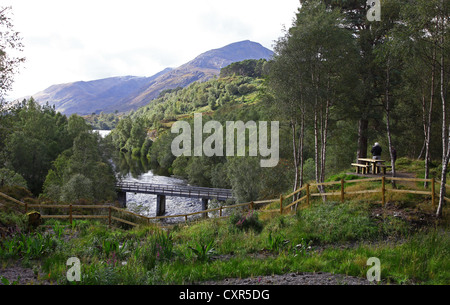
[2,0,299,99]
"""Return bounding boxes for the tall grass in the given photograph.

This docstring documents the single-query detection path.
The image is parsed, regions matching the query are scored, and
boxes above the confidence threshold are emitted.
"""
[295,201,410,244]
[2,191,448,285]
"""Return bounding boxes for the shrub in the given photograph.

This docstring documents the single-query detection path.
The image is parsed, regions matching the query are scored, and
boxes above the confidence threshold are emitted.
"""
[0,168,27,188]
[229,210,263,233]
[60,174,94,202]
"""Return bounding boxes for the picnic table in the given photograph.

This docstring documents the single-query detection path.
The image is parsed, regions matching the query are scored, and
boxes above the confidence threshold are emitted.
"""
[352,158,391,175]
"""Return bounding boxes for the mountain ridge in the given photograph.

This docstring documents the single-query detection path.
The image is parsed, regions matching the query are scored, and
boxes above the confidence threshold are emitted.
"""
[31,40,273,115]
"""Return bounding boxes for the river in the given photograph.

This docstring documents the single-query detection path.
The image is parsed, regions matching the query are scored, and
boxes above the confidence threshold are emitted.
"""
[94,130,212,223]
[120,171,208,223]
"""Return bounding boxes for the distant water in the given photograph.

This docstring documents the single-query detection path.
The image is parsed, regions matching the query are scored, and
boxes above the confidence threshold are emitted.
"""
[93,130,112,138]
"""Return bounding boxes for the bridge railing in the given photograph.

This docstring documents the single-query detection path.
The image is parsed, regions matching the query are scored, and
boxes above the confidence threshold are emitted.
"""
[116,181,234,199]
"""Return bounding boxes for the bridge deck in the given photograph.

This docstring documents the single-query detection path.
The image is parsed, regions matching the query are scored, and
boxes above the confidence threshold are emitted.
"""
[116,181,234,201]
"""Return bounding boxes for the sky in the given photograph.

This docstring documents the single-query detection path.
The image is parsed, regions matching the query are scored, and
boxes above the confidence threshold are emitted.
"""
[2,0,300,100]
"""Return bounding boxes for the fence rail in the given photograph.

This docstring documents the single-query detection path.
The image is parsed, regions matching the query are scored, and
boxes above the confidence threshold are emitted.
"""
[0,176,447,228]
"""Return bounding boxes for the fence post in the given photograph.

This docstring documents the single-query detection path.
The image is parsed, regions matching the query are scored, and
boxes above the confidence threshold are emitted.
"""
[431,178,435,208]
[220,206,223,217]
[108,206,112,227]
[250,201,254,211]
[69,204,73,225]
[306,184,310,207]
[341,179,345,203]
[381,176,386,207]
[279,195,283,215]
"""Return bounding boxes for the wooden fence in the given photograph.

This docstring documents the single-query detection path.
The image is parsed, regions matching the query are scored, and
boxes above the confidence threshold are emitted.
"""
[0,176,447,228]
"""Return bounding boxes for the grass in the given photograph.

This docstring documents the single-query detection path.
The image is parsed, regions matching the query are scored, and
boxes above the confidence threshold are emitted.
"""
[1,169,449,285]
[1,199,447,285]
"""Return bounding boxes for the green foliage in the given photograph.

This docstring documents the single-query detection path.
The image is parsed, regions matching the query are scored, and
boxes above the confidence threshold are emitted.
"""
[266,231,286,253]
[60,174,94,202]
[0,232,56,260]
[83,112,121,130]
[188,240,216,262]
[0,168,27,188]
[0,210,28,232]
[220,59,268,78]
[2,193,445,285]
[2,99,72,194]
[42,129,116,203]
[229,210,263,233]
[226,157,262,202]
[114,75,265,136]
[0,6,25,101]
[0,276,20,285]
[295,201,410,244]
[0,98,116,202]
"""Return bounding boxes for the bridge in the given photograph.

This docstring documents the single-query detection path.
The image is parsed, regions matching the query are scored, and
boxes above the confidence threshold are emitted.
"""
[115,181,235,217]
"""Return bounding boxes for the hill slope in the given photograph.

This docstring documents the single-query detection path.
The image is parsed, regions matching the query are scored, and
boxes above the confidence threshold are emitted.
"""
[32,40,273,115]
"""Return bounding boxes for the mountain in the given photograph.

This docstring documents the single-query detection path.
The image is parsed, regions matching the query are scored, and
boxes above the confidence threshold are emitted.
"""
[31,40,273,115]
[32,69,172,115]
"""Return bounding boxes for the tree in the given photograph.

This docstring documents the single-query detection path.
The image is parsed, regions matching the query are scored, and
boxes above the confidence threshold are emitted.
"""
[395,0,448,187]
[0,6,25,102]
[432,0,450,218]
[227,157,262,203]
[60,174,94,203]
[317,0,400,160]
[68,114,91,141]
[269,0,358,197]
[42,132,117,203]
[5,99,70,194]
[0,168,27,188]
[373,0,405,184]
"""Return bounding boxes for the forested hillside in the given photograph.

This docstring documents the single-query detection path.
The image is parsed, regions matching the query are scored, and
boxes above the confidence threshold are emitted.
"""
[29,41,273,115]
[109,61,294,202]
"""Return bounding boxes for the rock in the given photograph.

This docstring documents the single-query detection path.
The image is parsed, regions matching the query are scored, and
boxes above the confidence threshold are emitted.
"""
[27,211,41,230]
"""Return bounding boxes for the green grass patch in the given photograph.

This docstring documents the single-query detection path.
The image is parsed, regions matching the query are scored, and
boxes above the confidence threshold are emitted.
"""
[295,201,410,244]
[1,194,448,285]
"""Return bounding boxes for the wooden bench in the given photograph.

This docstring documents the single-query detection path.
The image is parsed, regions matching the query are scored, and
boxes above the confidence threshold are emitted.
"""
[351,163,370,174]
[378,164,392,175]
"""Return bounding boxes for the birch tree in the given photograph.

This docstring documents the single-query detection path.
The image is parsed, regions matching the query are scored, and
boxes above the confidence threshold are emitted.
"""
[0,6,25,102]
[269,0,357,198]
[269,30,307,201]
[436,0,450,218]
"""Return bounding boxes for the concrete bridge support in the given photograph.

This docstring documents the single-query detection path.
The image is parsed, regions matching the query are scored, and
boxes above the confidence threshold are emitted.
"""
[117,191,127,208]
[201,198,209,219]
[156,194,166,216]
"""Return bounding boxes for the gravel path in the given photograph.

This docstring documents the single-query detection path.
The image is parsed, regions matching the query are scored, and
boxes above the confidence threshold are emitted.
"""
[201,272,380,285]
[1,263,381,285]
[0,263,51,285]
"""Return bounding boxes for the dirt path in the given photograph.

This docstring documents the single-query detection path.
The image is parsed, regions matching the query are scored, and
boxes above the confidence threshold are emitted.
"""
[0,263,52,285]
[1,263,380,285]
[200,272,381,285]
